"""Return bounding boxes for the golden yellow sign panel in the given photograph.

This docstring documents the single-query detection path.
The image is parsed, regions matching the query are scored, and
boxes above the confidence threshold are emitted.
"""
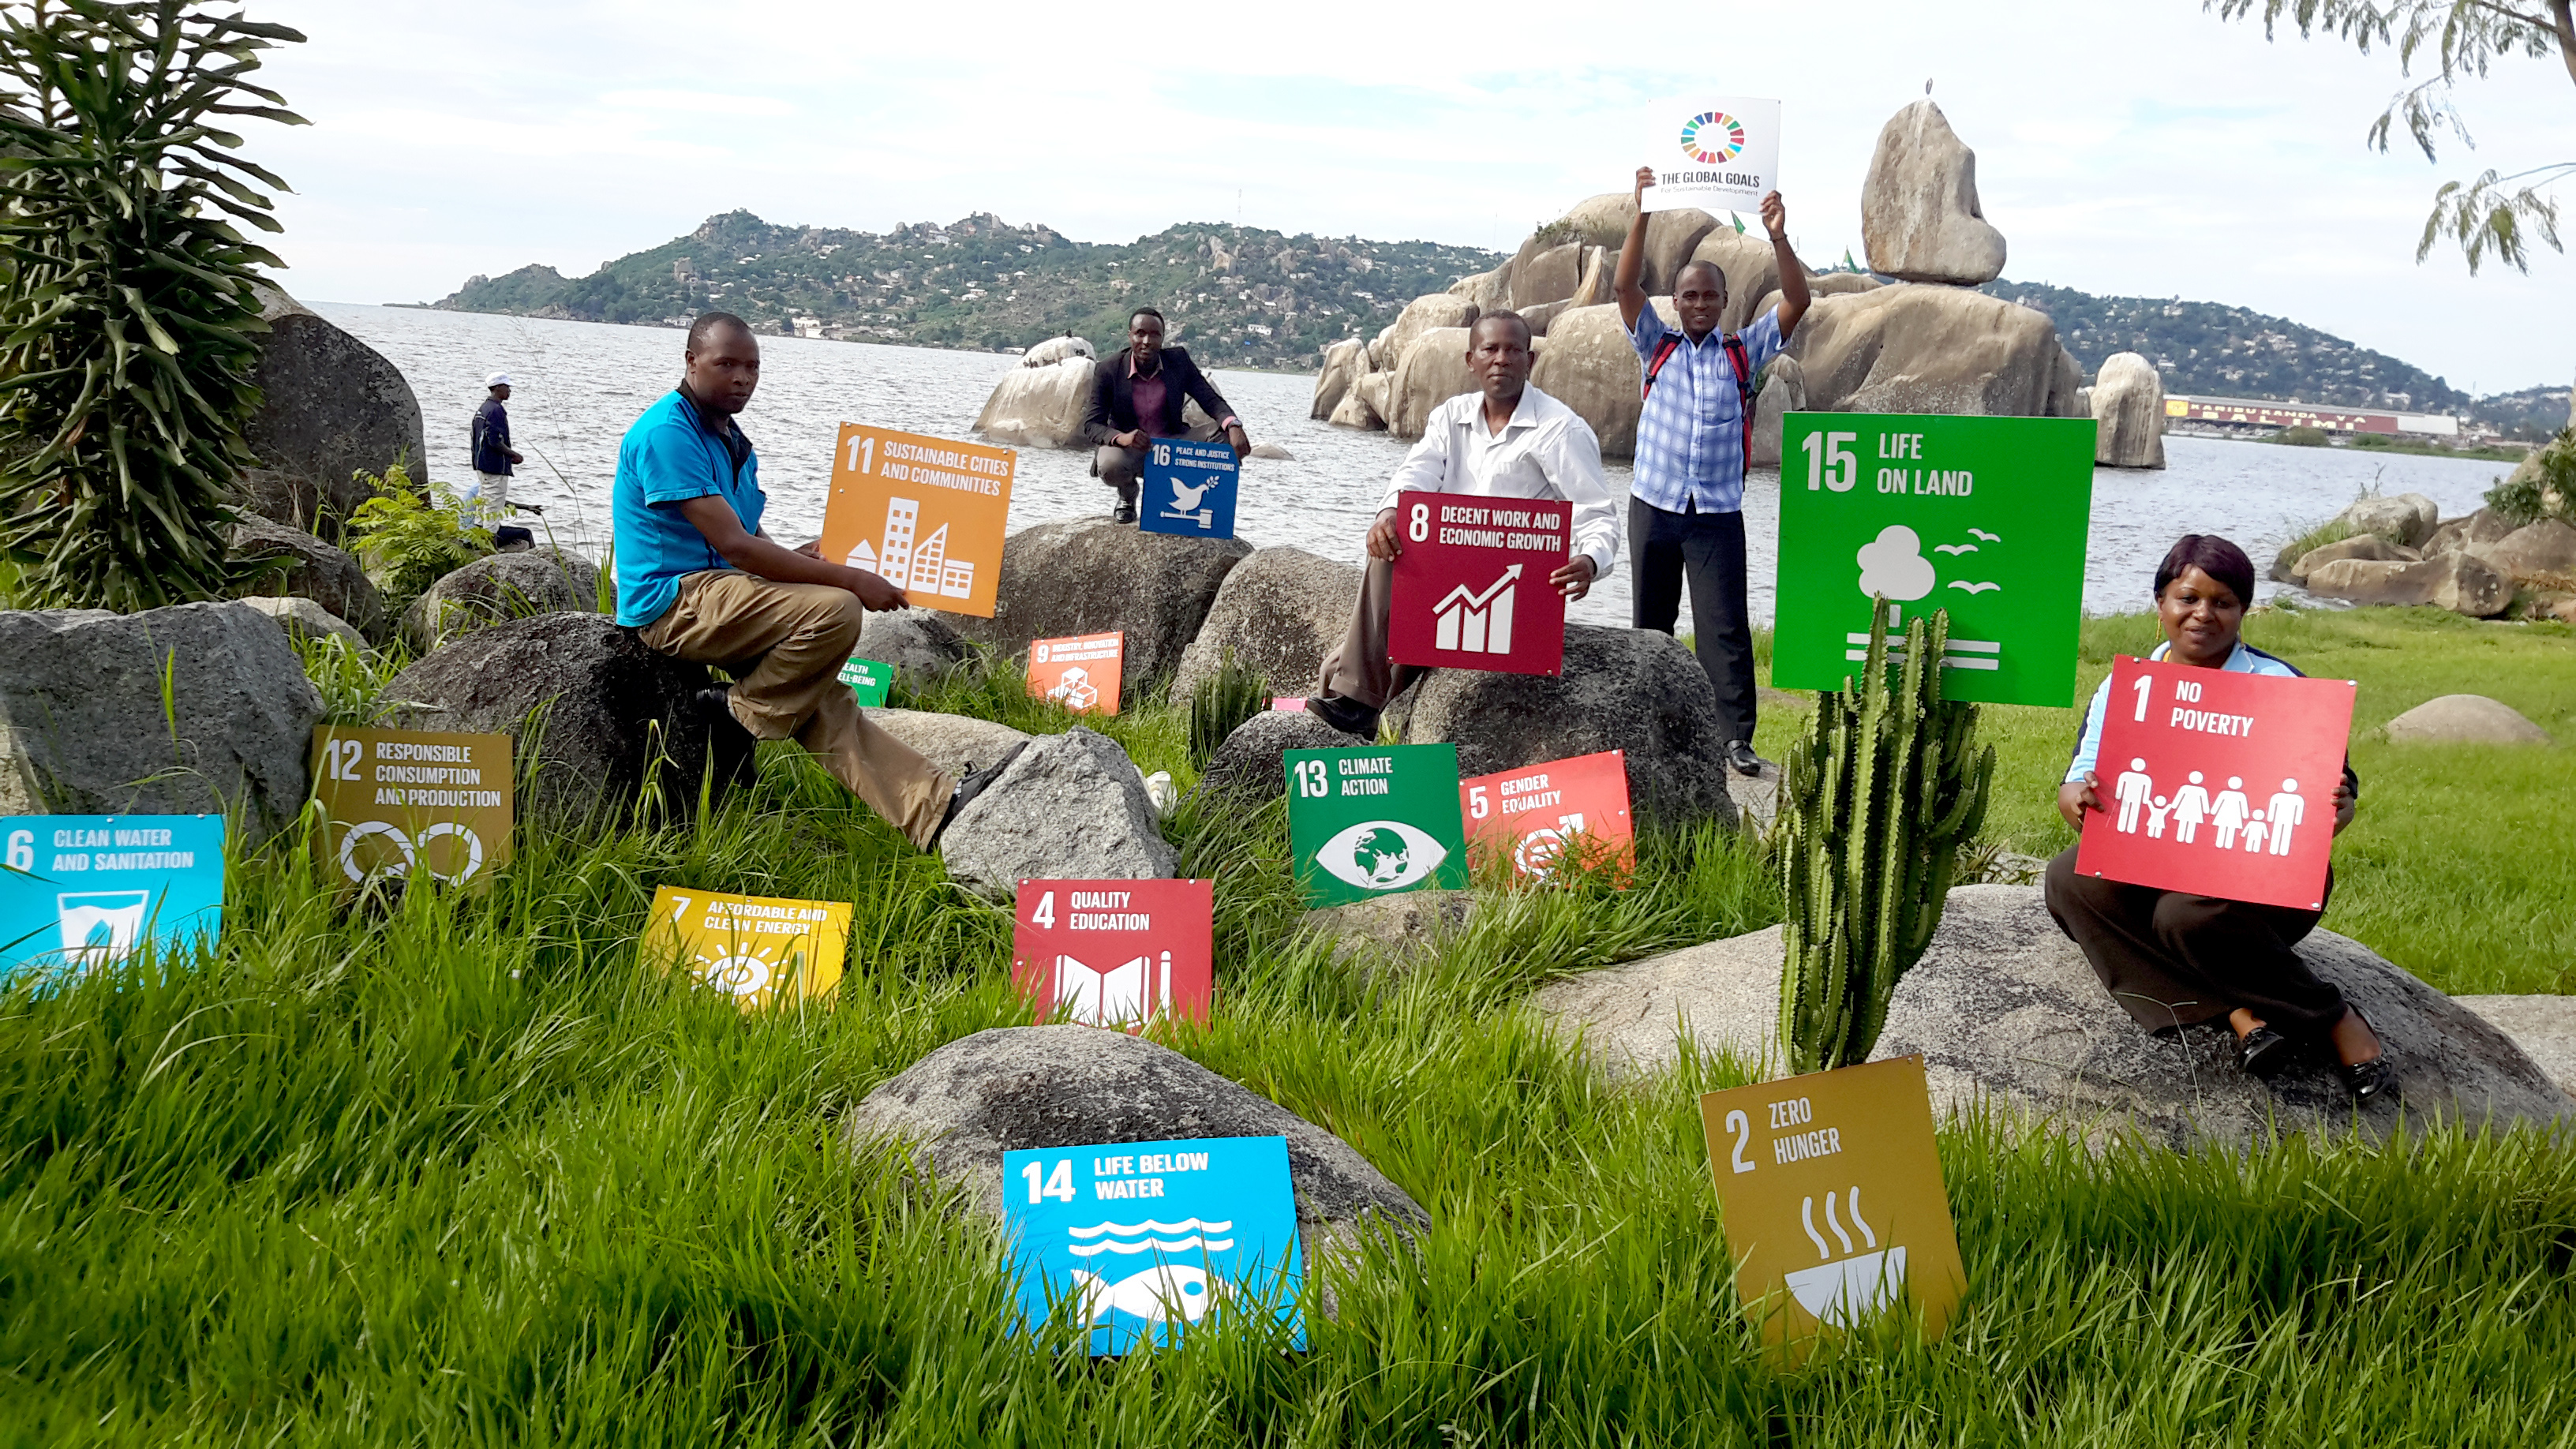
[643,886,852,1010]
[1697,1055,1966,1346]
[309,726,515,893]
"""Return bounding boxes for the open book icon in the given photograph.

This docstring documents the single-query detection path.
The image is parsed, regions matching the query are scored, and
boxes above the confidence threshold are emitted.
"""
[1055,951,1172,1027]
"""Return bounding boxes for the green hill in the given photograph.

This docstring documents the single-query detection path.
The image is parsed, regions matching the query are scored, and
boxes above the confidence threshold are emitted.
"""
[431,211,1501,371]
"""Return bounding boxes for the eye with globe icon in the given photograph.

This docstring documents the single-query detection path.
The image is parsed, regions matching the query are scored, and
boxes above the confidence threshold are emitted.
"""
[1679,110,1746,165]
[1314,819,1450,892]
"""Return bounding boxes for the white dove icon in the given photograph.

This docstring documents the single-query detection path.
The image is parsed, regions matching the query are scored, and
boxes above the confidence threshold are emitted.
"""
[1169,477,1218,511]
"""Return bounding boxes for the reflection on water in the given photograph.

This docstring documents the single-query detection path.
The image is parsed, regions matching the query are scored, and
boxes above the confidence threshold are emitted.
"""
[316,303,2514,623]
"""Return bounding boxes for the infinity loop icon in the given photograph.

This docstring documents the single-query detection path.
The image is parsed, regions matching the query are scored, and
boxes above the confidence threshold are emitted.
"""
[336,820,487,885]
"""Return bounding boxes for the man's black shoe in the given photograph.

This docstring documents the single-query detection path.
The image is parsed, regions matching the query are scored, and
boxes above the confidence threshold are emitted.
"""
[1113,502,1139,525]
[1305,694,1378,739]
[697,687,758,792]
[930,741,1029,849]
[1724,739,1765,777]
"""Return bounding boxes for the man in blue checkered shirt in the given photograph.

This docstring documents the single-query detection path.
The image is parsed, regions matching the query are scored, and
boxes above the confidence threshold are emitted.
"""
[1614,167,1810,776]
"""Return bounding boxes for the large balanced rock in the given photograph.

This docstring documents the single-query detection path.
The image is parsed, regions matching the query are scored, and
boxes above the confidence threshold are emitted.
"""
[0,602,324,842]
[1194,709,1372,800]
[238,596,365,649]
[843,1026,1428,1295]
[1859,100,2007,286]
[2383,694,2553,745]
[1387,327,1476,441]
[1385,293,1479,368]
[228,516,390,642]
[938,726,1175,900]
[245,286,426,530]
[2090,352,2166,468]
[384,613,711,826]
[858,607,972,690]
[1168,546,1365,704]
[1787,286,2071,417]
[1388,623,1737,826]
[952,521,1251,704]
[973,355,1097,450]
[400,549,599,652]
[1525,305,1642,459]
[2304,552,2510,616]
[2475,518,2576,580]
[1529,885,2570,1150]
[2290,533,2418,583]
[867,709,1033,779]
[1310,337,1365,421]
[2339,492,2440,548]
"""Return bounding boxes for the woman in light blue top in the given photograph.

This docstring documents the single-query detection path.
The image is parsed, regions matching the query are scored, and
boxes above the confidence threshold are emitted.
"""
[2043,534,2391,1100]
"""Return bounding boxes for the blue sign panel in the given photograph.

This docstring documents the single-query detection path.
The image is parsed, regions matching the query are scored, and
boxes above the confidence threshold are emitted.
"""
[1000,1133,1305,1355]
[1138,439,1240,540]
[0,814,226,987]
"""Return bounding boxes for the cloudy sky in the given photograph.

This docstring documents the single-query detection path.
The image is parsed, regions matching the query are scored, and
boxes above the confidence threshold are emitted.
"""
[250,0,2572,394]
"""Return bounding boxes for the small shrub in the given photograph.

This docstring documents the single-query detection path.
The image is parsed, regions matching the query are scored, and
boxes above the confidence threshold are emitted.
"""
[346,460,491,608]
[1186,651,1269,768]
[2485,426,2575,527]
[2281,515,2357,560]
[2269,425,2331,447]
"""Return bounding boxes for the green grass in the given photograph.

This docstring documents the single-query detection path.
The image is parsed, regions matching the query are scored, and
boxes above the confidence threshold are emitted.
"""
[1754,607,2576,993]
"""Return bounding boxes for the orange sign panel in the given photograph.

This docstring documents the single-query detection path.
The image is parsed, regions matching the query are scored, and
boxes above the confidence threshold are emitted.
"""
[1697,1056,1966,1349]
[822,423,1016,620]
[643,886,852,1011]
[1028,631,1124,715]
[1459,749,1634,881]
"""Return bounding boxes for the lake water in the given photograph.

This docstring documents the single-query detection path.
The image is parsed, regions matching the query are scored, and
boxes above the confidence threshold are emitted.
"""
[316,302,2516,624]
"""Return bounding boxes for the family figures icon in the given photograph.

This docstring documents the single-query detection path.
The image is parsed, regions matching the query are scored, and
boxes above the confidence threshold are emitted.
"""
[2109,760,2304,856]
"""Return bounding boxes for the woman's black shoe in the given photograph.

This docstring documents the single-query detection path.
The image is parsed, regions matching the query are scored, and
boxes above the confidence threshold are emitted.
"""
[2339,1055,2397,1101]
[2238,1025,2295,1079]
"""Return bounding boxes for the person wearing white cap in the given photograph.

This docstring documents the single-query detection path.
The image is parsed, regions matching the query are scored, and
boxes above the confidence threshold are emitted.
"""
[470,371,526,523]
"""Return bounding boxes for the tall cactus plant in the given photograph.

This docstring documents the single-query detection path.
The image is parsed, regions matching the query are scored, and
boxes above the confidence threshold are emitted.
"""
[1777,600,1995,1074]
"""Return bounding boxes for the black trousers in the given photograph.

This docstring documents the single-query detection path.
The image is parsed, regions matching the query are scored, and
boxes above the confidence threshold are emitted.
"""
[2042,848,2346,1039]
[1629,497,1756,743]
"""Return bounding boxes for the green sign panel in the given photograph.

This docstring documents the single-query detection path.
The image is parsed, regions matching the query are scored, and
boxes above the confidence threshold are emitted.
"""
[839,657,893,707]
[1284,743,1469,908]
[1773,414,2096,707]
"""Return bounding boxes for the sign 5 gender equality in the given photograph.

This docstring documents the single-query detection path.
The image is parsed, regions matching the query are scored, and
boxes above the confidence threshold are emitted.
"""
[1002,1133,1305,1356]
[1642,95,1782,213]
[311,727,513,892]
[1698,1056,1965,1348]
[1029,632,1124,716]
[1139,439,1240,541]
[1461,750,1634,882]
[1387,489,1571,677]
[1773,414,2096,708]
[2073,657,2356,911]
[1013,878,1213,1030]
[824,423,1015,620]
[0,814,224,987]
[1285,743,1469,908]
[645,885,852,1009]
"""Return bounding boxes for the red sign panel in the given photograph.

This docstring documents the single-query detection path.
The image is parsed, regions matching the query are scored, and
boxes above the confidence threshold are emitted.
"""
[1386,489,1571,676]
[2072,657,2356,910]
[1011,878,1213,1029]
[1460,749,1634,882]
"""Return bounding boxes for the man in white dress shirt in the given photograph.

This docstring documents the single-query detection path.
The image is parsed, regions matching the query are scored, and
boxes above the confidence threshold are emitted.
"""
[1305,310,1621,736]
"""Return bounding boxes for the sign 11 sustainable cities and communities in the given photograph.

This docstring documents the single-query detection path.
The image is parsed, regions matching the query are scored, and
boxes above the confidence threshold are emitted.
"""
[824,423,1015,620]
[1772,414,2096,708]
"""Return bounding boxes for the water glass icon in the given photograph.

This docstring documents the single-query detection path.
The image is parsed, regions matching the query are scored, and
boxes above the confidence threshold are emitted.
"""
[55,890,152,967]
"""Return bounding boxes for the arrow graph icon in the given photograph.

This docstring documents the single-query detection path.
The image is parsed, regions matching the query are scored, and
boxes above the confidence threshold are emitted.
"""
[1433,564,1523,654]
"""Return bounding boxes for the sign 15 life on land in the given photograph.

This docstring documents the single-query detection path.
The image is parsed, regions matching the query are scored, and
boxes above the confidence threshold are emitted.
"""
[1284,743,1468,908]
[0,814,224,987]
[1139,438,1239,541]
[840,657,893,707]
[310,726,513,892]
[2072,656,2357,911]
[1028,631,1124,715]
[1013,878,1213,1029]
[1460,749,1634,882]
[1772,414,2096,708]
[1002,1133,1305,1356]
[643,885,852,1010]
[1386,488,1571,676]
[822,423,1015,620]
[1698,1055,1966,1350]
[1642,95,1782,213]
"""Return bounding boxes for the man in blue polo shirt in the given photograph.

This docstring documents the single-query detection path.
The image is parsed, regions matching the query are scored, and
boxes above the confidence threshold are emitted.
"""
[1612,167,1811,776]
[613,313,1019,847]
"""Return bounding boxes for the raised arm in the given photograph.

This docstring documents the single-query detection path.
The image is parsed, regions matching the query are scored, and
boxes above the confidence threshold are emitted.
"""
[676,494,908,609]
[1614,166,1653,330]
[1760,191,1810,340]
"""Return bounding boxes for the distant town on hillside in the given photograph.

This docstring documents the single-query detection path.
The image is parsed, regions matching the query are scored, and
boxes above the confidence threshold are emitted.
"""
[426,210,2568,440]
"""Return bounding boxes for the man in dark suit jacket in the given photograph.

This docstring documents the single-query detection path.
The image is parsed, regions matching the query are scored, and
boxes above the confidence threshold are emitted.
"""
[1082,306,1252,524]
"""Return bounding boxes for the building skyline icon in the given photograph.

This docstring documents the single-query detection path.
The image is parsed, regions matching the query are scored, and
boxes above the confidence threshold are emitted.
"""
[843,496,975,601]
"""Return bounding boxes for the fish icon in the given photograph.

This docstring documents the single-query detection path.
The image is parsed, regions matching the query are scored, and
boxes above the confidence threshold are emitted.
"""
[1069,1264,1221,1324]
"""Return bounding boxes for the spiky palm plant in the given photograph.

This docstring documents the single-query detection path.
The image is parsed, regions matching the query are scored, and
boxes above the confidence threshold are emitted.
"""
[0,1,305,609]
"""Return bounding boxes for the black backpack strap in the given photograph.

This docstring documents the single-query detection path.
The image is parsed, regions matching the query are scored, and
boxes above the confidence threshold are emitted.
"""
[1640,333,1684,400]
[1722,332,1755,462]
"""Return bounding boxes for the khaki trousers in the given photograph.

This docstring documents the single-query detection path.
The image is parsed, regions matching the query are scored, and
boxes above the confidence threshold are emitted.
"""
[640,571,953,848]
[1315,555,1426,711]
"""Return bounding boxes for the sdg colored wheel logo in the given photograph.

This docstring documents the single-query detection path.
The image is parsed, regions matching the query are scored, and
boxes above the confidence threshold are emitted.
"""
[1679,110,1746,164]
